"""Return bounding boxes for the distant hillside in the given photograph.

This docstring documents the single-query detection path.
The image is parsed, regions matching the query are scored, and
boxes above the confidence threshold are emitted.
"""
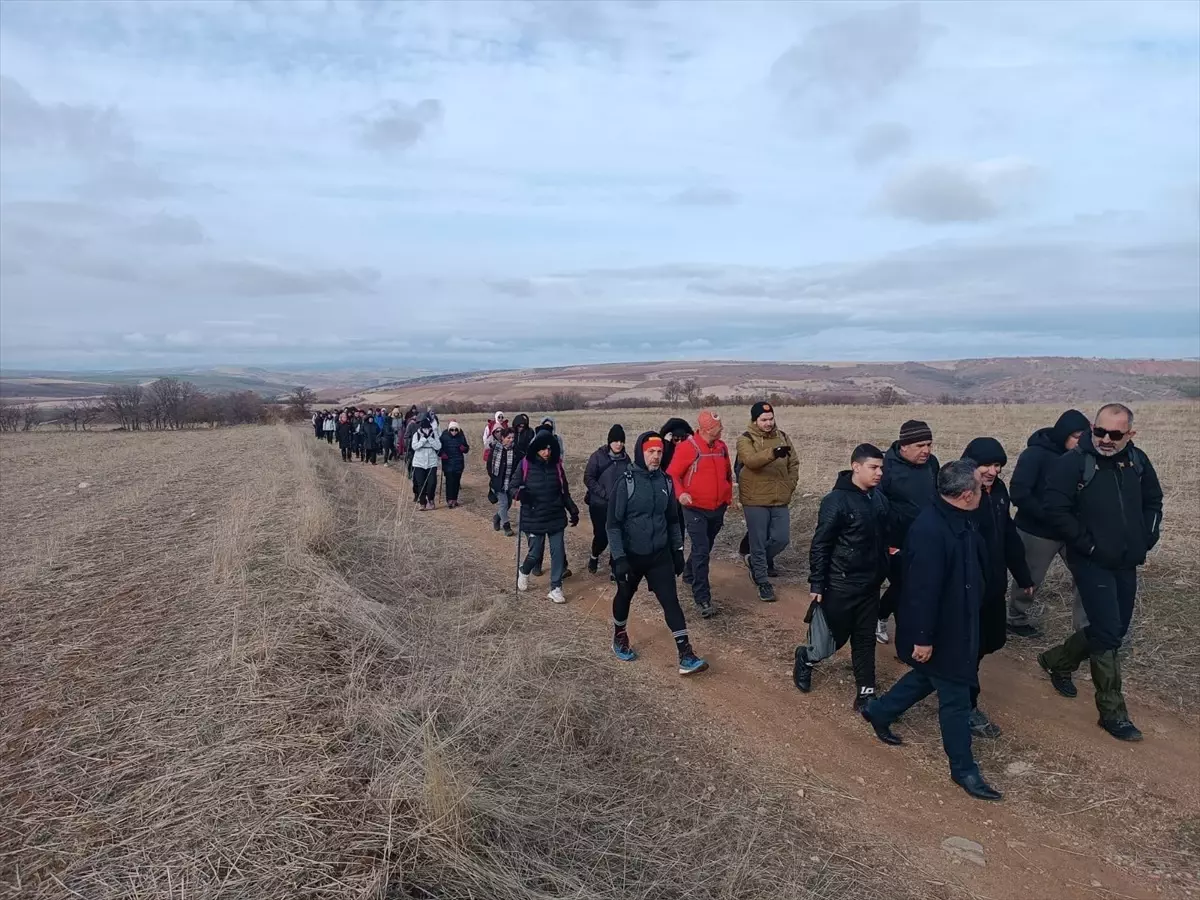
[349,358,1200,407]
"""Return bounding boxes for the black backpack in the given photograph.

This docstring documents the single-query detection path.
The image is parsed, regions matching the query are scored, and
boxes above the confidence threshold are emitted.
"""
[1077,446,1146,492]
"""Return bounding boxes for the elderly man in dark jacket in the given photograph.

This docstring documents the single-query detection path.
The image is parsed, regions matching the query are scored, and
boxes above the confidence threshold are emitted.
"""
[1005,409,1091,637]
[1038,404,1163,742]
[861,459,1002,803]
[583,425,629,579]
[961,437,1035,739]
[511,430,580,604]
[438,421,470,508]
[794,443,890,710]
[607,432,707,675]
[877,420,940,644]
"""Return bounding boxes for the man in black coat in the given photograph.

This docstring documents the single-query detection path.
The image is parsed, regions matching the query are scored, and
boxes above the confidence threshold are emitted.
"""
[511,430,580,604]
[583,424,629,578]
[1005,409,1091,637]
[861,460,1002,802]
[877,420,940,644]
[607,432,707,676]
[1038,404,1164,742]
[794,443,890,710]
[961,438,1035,739]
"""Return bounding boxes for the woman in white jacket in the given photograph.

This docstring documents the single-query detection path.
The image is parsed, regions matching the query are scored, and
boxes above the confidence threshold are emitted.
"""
[411,417,443,510]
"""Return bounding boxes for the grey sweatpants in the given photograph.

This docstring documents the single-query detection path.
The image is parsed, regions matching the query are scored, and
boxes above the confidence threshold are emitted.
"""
[1007,529,1088,630]
[744,505,789,585]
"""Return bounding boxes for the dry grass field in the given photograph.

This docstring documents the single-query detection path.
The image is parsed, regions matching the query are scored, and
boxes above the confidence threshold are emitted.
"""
[2,401,1198,900]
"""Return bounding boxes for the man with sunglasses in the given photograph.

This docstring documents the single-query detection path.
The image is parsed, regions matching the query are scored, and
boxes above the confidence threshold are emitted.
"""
[1038,404,1163,742]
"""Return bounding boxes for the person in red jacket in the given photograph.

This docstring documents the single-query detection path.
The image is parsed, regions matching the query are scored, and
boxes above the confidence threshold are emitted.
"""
[666,410,734,618]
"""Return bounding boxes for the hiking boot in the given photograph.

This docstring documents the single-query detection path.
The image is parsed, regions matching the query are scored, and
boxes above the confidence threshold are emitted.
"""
[968,707,1003,739]
[1007,622,1040,639]
[696,598,716,619]
[875,619,890,644]
[1098,718,1143,742]
[1037,652,1078,698]
[792,647,812,693]
[853,686,876,712]
[859,705,902,746]
[678,645,709,675]
[954,773,1003,802]
[563,568,573,580]
[517,571,530,592]
[612,629,637,662]
[503,524,515,537]
[533,566,543,577]
[547,587,567,604]
[756,582,776,603]
[493,514,502,532]
[587,556,598,575]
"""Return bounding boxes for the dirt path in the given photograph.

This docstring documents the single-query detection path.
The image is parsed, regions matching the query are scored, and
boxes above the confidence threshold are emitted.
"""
[359,460,1200,900]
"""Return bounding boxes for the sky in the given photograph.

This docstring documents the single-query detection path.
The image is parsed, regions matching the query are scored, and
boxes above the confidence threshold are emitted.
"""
[0,0,1198,372]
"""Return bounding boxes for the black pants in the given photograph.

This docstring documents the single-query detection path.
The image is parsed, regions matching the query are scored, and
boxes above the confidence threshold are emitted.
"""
[822,585,880,689]
[365,448,377,465]
[589,503,609,559]
[878,552,904,622]
[381,441,393,463]
[413,467,438,504]
[324,431,333,443]
[684,505,726,605]
[445,471,462,502]
[1069,555,1137,653]
[613,551,688,647]
[339,442,352,461]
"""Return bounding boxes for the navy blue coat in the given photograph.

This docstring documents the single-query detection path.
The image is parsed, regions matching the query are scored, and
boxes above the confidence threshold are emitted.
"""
[439,429,470,474]
[895,498,988,686]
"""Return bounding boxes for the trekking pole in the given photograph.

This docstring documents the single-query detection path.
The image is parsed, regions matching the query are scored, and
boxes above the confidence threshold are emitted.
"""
[515,526,523,597]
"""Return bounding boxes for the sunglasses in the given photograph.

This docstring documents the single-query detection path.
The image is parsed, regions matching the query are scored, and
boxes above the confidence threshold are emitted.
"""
[1092,426,1129,441]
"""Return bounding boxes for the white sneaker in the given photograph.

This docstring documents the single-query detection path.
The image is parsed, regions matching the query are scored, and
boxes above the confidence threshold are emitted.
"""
[875,618,890,644]
[547,587,566,604]
[517,571,529,592]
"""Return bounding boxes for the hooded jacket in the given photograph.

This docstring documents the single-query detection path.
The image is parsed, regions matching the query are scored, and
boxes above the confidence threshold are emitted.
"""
[666,432,733,511]
[881,442,940,547]
[808,470,890,595]
[1043,432,1163,570]
[439,428,470,474]
[1009,409,1092,539]
[512,414,534,460]
[361,417,382,452]
[509,430,578,535]
[659,417,695,471]
[584,444,631,506]
[335,416,354,447]
[734,422,799,507]
[536,418,566,458]
[606,432,683,561]
[410,424,442,469]
[896,497,988,685]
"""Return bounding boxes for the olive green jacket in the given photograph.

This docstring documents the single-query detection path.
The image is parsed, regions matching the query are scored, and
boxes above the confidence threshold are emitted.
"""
[735,423,799,507]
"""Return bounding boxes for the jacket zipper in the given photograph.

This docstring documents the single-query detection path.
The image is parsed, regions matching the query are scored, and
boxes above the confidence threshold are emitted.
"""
[1113,468,1129,554]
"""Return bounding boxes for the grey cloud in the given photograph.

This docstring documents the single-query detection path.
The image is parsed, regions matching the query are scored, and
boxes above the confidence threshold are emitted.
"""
[0,75,133,158]
[667,186,740,207]
[194,260,380,297]
[878,158,1039,223]
[76,160,176,200]
[357,99,442,152]
[128,213,207,246]
[770,4,924,116]
[853,122,911,167]
[489,277,537,297]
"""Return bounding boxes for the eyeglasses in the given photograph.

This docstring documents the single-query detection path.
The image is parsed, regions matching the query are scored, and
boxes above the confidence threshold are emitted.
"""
[1092,426,1129,441]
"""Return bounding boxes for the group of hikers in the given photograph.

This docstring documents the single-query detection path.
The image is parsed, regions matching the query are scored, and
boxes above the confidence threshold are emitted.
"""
[315,400,1164,803]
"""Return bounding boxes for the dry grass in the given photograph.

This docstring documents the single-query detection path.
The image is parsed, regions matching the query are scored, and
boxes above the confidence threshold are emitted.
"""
[453,402,1199,710]
[1,427,921,899]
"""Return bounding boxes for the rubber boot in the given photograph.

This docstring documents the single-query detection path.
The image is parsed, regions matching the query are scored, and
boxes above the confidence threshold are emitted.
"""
[1089,649,1130,723]
[1039,628,1090,675]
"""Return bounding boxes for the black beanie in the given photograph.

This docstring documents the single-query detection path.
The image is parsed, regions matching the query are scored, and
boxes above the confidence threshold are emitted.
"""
[607,424,626,445]
[750,401,774,422]
[962,437,1007,467]
[1051,409,1091,447]
[899,419,933,445]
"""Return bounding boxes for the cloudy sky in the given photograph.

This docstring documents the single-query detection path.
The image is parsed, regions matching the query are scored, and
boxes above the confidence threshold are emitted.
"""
[1,0,1198,371]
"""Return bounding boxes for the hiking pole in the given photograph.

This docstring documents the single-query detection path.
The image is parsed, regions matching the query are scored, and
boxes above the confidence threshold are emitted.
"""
[515,526,523,597]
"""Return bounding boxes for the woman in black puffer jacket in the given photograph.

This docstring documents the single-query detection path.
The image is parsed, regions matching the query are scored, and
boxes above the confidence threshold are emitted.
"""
[510,430,579,603]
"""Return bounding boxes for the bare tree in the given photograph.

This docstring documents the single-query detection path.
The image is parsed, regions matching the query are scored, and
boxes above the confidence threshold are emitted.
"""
[19,403,41,432]
[103,384,144,430]
[683,378,702,407]
[0,402,19,433]
[662,379,683,406]
[876,386,907,407]
[286,386,318,422]
[148,377,201,429]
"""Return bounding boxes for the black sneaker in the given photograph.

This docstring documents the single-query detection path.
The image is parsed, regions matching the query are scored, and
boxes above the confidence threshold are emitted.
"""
[696,598,716,619]
[563,568,573,580]
[792,647,812,692]
[493,515,502,532]
[968,707,1003,739]
[853,686,875,712]
[766,563,780,578]
[1037,653,1078,698]
[587,556,598,575]
[503,524,515,537]
[533,567,543,577]
[1007,622,1040,638]
[756,582,776,603]
[1098,718,1143,742]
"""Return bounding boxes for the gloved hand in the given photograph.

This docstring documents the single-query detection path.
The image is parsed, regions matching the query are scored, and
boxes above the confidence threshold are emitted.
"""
[613,557,631,582]
[773,445,791,459]
[569,503,580,527]
[519,491,534,508]
[487,489,498,505]
[672,548,685,576]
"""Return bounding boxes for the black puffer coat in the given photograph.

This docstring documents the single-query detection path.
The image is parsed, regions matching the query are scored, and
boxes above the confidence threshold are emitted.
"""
[659,417,694,472]
[509,430,579,535]
[584,445,630,506]
[361,418,381,452]
[606,432,683,561]
[808,471,890,595]
[881,442,940,547]
[439,429,470,474]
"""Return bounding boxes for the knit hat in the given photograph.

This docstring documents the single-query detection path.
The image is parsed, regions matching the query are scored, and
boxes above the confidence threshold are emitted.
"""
[962,437,1007,467]
[607,424,626,444]
[898,419,933,446]
[698,410,721,435]
[750,401,773,421]
[1051,409,1090,447]
[448,420,460,430]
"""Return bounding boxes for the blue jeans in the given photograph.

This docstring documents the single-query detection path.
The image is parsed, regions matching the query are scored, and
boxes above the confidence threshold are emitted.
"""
[868,668,978,782]
[522,531,566,588]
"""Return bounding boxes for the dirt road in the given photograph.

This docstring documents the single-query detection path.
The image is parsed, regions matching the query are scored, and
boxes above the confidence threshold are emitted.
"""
[359,459,1199,900]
